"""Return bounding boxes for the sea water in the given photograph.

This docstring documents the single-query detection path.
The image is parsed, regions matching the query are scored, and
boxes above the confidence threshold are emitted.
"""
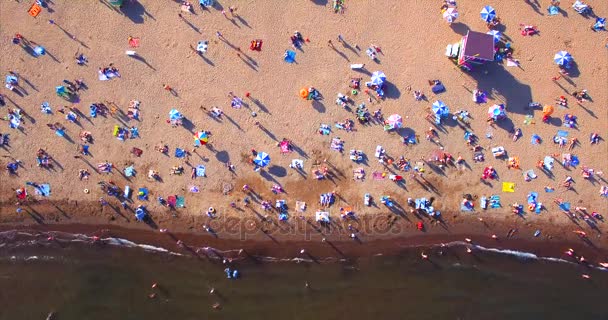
[0,232,606,320]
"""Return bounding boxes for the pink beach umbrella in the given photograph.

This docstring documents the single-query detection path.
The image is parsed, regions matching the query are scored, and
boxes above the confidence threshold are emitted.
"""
[386,114,403,129]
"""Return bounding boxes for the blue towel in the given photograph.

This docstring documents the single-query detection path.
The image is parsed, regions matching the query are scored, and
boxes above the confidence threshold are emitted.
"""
[571,155,579,166]
[548,6,559,15]
[175,148,186,158]
[559,202,571,211]
[557,130,569,137]
[36,184,51,197]
[531,134,541,145]
[284,50,296,63]
[138,188,148,200]
[527,192,538,204]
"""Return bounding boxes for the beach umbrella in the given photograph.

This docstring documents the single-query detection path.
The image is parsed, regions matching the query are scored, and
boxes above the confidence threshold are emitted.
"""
[488,104,506,120]
[169,109,183,120]
[370,71,386,86]
[386,114,403,129]
[5,75,18,85]
[480,5,496,22]
[554,51,572,66]
[253,152,271,168]
[194,131,209,146]
[432,101,450,117]
[542,105,555,117]
[443,7,458,23]
[9,117,20,129]
[487,30,501,43]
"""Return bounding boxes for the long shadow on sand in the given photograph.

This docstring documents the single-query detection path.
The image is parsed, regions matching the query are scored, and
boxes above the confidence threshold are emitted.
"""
[467,64,532,116]
[120,0,155,23]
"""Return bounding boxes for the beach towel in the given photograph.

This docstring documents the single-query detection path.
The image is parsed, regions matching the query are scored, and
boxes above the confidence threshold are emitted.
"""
[295,201,306,212]
[490,195,501,208]
[523,115,534,125]
[315,211,330,222]
[195,165,206,177]
[372,171,386,180]
[543,156,554,171]
[124,165,135,177]
[319,124,331,135]
[167,196,177,207]
[502,182,515,193]
[431,83,445,94]
[524,169,537,180]
[559,202,571,211]
[544,187,554,193]
[535,203,543,214]
[138,188,148,200]
[291,159,304,169]
[98,70,120,81]
[130,127,139,138]
[35,184,51,197]
[460,201,474,212]
[284,50,296,63]
[570,155,579,166]
[175,148,186,158]
[527,192,538,204]
[176,196,185,208]
[189,185,200,193]
[531,134,541,145]
[480,196,488,209]
[548,5,559,15]
[557,130,569,138]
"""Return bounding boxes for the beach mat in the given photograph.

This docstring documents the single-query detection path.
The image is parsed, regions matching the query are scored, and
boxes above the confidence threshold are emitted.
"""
[176,196,185,208]
[502,182,515,193]
[35,184,51,197]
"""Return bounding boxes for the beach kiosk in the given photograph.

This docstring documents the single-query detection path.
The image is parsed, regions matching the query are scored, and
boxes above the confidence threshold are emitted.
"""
[446,31,495,71]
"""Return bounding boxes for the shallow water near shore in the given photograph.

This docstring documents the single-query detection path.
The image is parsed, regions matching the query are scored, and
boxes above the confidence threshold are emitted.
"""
[0,232,607,320]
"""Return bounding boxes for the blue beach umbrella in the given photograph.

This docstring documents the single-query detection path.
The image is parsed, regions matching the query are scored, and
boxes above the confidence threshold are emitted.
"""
[432,101,449,117]
[370,71,386,86]
[169,109,183,120]
[480,6,496,23]
[554,51,572,66]
[487,30,501,43]
[253,152,271,168]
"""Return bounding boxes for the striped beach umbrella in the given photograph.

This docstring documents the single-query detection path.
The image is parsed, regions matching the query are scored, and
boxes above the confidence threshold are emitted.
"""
[443,7,459,23]
[480,6,496,22]
[487,30,501,43]
[254,152,271,167]
[194,131,209,146]
[432,101,449,117]
[554,51,572,66]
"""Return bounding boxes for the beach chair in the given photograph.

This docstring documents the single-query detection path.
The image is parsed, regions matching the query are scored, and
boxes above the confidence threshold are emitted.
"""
[480,196,488,209]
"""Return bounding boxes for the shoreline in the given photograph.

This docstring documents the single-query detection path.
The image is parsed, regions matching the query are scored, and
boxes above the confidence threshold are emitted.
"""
[1,200,606,263]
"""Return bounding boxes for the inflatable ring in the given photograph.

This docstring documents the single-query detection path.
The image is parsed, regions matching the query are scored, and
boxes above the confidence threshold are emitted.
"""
[84,189,89,194]
[208,207,215,213]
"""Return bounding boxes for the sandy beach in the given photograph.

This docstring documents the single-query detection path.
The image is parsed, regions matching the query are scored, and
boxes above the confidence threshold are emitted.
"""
[1,0,607,261]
